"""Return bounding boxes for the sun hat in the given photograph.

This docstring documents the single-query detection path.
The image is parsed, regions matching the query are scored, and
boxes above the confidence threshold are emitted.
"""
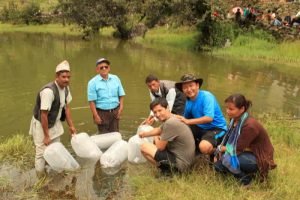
[55,60,70,73]
[95,58,110,66]
[175,73,203,91]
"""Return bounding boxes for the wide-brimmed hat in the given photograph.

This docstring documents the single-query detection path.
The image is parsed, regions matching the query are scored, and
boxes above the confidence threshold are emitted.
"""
[175,74,203,91]
[95,58,110,66]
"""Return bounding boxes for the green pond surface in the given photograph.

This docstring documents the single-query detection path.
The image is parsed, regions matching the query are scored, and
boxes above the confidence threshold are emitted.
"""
[0,32,299,140]
[0,32,300,199]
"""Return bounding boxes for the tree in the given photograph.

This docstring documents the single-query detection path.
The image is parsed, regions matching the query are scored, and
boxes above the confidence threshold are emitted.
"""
[58,0,127,38]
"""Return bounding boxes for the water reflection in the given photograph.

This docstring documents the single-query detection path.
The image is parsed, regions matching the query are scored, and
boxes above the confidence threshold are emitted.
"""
[1,32,300,199]
[0,32,300,137]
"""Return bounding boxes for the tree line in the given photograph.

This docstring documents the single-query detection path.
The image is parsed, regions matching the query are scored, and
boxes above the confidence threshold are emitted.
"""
[0,0,244,50]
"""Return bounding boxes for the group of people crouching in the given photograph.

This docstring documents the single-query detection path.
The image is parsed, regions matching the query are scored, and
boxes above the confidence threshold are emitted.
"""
[140,74,276,186]
[30,58,276,186]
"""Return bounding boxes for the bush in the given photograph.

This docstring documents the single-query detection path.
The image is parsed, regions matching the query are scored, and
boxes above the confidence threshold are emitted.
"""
[20,2,43,25]
[196,15,239,50]
[0,1,21,24]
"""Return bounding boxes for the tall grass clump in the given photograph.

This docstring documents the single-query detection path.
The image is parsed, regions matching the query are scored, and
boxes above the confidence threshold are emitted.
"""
[0,176,12,192]
[0,134,34,168]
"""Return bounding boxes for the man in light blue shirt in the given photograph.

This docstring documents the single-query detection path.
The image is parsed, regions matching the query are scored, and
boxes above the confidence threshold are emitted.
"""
[87,58,125,133]
[175,74,227,157]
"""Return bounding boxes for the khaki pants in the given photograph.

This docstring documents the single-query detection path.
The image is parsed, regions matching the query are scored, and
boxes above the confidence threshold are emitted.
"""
[33,134,60,173]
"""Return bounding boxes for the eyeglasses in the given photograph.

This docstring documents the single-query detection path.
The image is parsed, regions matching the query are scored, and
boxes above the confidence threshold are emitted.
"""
[99,65,109,70]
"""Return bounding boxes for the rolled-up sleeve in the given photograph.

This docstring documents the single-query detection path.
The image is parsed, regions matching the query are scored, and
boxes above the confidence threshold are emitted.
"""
[87,79,97,101]
[40,88,54,111]
[117,77,125,96]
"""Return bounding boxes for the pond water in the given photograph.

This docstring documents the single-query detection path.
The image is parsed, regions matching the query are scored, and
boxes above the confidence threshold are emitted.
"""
[0,32,300,199]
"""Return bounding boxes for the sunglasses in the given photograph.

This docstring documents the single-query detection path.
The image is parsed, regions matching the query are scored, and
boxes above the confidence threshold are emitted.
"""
[99,65,109,70]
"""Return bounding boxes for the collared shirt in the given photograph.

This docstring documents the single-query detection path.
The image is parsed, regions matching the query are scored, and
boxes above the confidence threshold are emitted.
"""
[149,87,176,112]
[184,90,227,131]
[87,74,125,110]
[29,82,72,141]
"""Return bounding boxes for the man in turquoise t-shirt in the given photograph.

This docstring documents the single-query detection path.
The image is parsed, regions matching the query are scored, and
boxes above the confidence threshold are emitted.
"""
[87,58,125,133]
[175,74,227,157]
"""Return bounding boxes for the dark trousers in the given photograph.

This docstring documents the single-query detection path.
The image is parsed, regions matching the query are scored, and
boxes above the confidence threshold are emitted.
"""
[96,107,119,133]
[214,152,258,185]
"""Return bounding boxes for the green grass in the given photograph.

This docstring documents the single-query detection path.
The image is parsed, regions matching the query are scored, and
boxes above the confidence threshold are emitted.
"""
[213,34,300,67]
[128,117,300,200]
[0,23,82,35]
[0,134,34,169]
[0,117,299,199]
[0,176,12,192]
[133,26,198,50]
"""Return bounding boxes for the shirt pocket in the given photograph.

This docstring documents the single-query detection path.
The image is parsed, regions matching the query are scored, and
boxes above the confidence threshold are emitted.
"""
[96,84,109,98]
[109,83,119,97]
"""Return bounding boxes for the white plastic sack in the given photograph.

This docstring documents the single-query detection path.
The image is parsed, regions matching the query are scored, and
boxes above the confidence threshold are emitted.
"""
[43,142,80,172]
[100,140,128,168]
[90,132,122,149]
[137,125,154,136]
[128,134,153,164]
[71,132,102,159]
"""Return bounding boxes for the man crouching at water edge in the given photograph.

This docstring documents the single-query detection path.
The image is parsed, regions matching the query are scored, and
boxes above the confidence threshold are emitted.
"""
[139,97,195,175]
[175,74,227,159]
[29,60,76,177]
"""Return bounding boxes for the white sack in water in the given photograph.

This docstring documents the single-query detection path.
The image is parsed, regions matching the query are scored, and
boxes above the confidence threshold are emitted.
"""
[128,134,153,164]
[71,132,102,159]
[100,140,128,168]
[43,142,80,172]
[90,132,122,150]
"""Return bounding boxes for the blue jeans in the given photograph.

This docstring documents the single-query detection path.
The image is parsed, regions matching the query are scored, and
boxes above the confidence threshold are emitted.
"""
[214,152,258,185]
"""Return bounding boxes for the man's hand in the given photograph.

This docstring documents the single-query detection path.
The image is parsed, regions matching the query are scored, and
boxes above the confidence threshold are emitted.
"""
[175,115,190,125]
[43,135,51,146]
[139,131,146,138]
[116,109,122,119]
[69,126,76,135]
[141,116,155,125]
[93,114,102,125]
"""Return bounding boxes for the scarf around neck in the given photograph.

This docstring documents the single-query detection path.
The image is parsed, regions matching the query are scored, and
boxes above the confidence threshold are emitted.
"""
[222,112,249,174]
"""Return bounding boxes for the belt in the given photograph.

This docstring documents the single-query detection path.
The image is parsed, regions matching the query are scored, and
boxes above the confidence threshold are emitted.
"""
[97,106,119,112]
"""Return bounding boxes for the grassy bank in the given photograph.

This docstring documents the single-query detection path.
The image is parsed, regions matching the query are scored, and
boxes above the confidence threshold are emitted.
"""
[0,23,116,38]
[134,26,300,67]
[133,26,198,51]
[0,117,299,199]
[0,23,82,36]
[128,116,300,200]
[213,35,300,67]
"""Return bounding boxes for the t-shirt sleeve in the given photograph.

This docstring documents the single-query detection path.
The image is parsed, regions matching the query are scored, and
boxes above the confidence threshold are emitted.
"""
[87,79,97,101]
[160,121,177,142]
[40,88,54,111]
[202,93,215,118]
[117,77,126,96]
[66,87,72,104]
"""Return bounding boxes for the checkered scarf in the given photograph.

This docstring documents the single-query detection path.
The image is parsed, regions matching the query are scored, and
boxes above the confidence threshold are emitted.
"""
[222,112,249,174]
